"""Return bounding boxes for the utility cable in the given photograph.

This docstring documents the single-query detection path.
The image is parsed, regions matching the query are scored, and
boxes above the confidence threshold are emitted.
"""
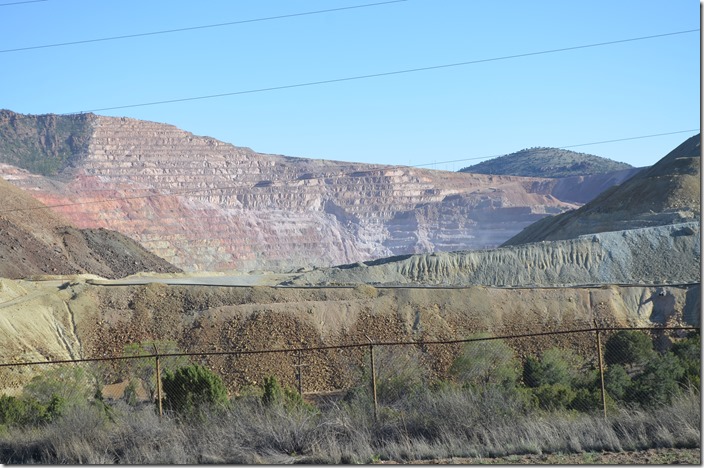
[0,0,407,53]
[0,129,698,214]
[61,28,699,114]
[412,129,701,168]
[0,0,47,6]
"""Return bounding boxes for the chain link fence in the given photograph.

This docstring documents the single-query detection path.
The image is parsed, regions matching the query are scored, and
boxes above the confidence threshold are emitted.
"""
[0,326,699,426]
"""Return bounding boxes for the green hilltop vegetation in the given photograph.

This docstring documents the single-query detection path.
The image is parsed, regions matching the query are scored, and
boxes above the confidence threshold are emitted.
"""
[0,110,95,176]
[459,147,634,178]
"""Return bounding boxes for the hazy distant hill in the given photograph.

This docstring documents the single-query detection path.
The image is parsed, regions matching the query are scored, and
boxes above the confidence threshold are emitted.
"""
[459,147,634,178]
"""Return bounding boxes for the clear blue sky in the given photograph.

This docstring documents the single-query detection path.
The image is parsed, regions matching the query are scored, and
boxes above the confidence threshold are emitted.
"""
[1,0,700,169]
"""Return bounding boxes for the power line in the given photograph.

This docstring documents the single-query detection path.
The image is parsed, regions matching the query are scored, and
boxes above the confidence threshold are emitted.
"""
[0,0,407,54]
[0,129,697,215]
[0,0,47,6]
[63,28,698,114]
[412,129,701,168]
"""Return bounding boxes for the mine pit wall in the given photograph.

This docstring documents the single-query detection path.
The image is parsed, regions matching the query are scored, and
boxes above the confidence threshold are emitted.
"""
[2,281,697,396]
[1,115,580,272]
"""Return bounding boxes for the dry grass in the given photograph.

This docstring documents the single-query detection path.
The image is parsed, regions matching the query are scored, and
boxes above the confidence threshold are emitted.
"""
[0,388,699,464]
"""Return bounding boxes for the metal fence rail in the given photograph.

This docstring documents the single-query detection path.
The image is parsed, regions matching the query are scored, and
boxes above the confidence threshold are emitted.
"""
[0,325,699,422]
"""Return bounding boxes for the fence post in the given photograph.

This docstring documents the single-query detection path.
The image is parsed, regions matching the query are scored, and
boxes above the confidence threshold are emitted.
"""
[366,335,378,421]
[296,350,303,396]
[153,344,163,421]
[594,327,607,419]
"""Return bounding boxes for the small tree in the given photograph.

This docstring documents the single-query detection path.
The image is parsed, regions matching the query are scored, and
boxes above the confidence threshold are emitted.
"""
[670,332,701,389]
[451,335,519,390]
[604,331,655,371]
[523,347,585,411]
[604,364,632,401]
[628,352,685,406]
[523,347,581,388]
[162,364,229,416]
[261,376,310,410]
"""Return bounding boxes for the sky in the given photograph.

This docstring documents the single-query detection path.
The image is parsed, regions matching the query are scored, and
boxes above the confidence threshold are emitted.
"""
[0,0,700,170]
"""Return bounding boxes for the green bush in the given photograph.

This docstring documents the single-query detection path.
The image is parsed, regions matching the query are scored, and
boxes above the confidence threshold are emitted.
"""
[162,364,229,416]
[604,364,632,401]
[121,341,189,403]
[523,347,582,388]
[532,383,576,410]
[670,332,701,389]
[604,331,655,370]
[0,393,66,428]
[24,366,95,410]
[261,376,311,411]
[451,335,520,390]
[627,352,685,406]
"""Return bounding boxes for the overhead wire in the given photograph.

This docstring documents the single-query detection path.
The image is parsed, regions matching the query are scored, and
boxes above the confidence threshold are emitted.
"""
[0,0,407,53]
[60,28,699,114]
[0,0,47,6]
[412,129,701,168]
[0,129,698,215]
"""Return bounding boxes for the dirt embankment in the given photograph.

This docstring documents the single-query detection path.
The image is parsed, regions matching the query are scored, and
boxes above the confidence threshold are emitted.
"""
[0,177,181,279]
[1,279,698,395]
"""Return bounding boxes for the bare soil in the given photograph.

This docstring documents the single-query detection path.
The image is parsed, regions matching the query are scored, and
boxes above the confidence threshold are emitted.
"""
[0,177,180,279]
[393,448,701,464]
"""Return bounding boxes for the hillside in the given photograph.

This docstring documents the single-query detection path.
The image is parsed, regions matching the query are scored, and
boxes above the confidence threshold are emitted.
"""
[0,110,603,272]
[459,147,634,178]
[0,177,180,279]
[502,134,701,246]
[0,109,94,176]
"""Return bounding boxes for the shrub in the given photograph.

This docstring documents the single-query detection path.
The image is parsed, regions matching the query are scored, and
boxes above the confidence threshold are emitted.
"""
[670,332,701,389]
[532,383,576,410]
[373,346,426,406]
[627,352,685,407]
[261,376,312,411]
[523,347,582,388]
[604,364,632,401]
[121,341,189,402]
[23,366,95,410]
[0,392,67,428]
[451,335,519,389]
[162,364,229,416]
[604,331,655,371]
